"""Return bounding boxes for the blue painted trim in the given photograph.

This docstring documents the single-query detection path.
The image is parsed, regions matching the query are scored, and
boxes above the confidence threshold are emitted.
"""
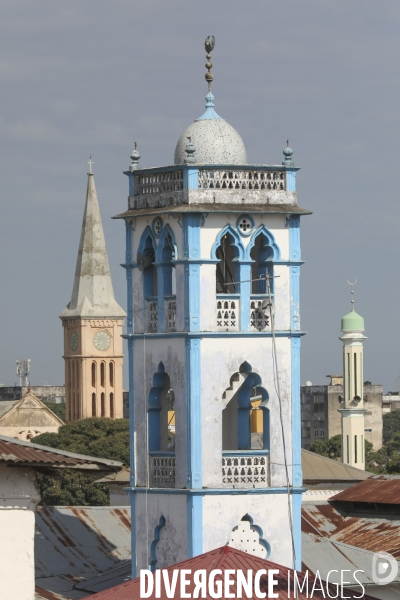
[149,515,165,572]
[236,214,255,237]
[130,486,137,578]
[289,215,301,332]
[292,491,302,571]
[127,173,134,196]
[222,450,268,457]
[128,487,307,495]
[123,331,307,340]
[183,168,199,190]
[286,168,297,192]
[240,263,251,330]
[185,338,202,488]
[187,494,203,558]
[288,216,301,261]
[291,337,302,487]
[137,225,157,256]
[182,215,201,331]
[174,259,219,265]
[245,225,281,261]
[210,224,245,261]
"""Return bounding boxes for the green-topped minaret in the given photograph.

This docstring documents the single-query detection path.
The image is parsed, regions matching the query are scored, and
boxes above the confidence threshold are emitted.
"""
[338,286,366,469]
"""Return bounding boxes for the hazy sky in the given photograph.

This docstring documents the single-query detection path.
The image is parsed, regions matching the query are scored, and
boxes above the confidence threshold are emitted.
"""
[1,1,399,391]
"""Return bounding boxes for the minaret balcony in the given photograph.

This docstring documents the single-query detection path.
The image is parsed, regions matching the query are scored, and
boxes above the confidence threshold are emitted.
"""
[125,165,298,211]
[222,451,269,488]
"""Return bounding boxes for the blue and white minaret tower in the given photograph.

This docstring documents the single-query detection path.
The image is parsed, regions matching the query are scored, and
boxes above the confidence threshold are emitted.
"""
[118,38,310,576]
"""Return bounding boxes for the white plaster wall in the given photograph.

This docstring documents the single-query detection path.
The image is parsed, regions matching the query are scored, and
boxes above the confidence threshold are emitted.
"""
[0,464,40,600]
[202,493,294,569]
[200,337,292,488]
[135,492,188,571]
[109,485,130,506]
[133,338,187,488]
[200,214,289,261]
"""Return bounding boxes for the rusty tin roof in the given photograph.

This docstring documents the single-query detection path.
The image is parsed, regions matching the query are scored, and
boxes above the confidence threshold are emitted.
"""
[0,434,122,471]
[331,475,400,504]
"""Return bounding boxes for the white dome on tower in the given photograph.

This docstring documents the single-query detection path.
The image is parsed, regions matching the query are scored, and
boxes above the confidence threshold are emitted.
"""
[174,92,247,165]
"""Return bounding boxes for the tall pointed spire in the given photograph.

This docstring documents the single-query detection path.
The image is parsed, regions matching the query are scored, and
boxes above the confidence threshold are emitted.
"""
[60,170,125,319]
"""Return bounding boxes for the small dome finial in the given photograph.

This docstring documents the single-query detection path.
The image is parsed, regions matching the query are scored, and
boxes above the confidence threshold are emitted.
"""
[347,278,357,312]
[87,155,94,174]
[282,140,294,166]
[204,35,215,92]
[129,142,141,171]
[184,136,196,164]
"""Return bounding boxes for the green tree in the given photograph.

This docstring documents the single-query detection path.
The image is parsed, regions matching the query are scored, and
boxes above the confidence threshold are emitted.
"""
[43,402,66,422]
[309,434,342,459]
[383,411,400,445]
[32,418,130,506]
[386,432,400,474]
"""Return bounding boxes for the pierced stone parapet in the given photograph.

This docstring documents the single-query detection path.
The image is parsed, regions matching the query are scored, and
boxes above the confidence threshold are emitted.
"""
[134,171,183,196]
[250,298,271,331]
[216,297,239,331]
[151,454,176,487]
[148,301,158,333]
[166,297,176,332]
[222,454,267,487]
[198,169,285,191]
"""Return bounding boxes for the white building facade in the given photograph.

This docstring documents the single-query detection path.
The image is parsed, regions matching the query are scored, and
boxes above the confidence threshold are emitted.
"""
[119,73,310,575]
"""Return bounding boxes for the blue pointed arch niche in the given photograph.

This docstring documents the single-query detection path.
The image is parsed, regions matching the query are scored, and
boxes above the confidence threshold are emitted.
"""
[147,362,173,452]
[246,225,280,295]
[211,225,245,294]
[137,226,157,297]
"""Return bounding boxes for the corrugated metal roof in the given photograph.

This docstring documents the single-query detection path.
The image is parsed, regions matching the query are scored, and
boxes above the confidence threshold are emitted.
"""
[331,475,400,504]
[35,506,131,599]
[88,546,376,600]
[302,502,400,558]
[302,449,372,483]
[0,434,122,470]
[302,533,400,586]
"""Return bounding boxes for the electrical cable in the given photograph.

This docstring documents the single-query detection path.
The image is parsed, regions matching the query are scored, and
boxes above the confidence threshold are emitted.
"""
[266,274,298,583]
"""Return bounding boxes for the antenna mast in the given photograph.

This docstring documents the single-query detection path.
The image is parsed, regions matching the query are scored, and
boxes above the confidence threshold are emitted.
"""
[16,359,30,387]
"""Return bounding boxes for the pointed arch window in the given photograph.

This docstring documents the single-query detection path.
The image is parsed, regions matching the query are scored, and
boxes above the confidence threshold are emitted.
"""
[109,362,114,388]
[100,362,105,388]
[92,393,96,417]
[140,232,157,298]
[215,232,241,294]
[101,393,105,417]
[91,362,96,388]
[250,232,274,295]
[110,393,114,419]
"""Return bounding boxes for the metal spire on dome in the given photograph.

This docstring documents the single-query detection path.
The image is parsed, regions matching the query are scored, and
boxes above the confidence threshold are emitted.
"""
[282,140,294,166]
[347,278,357,312]
[129,142,141,171]
[204,35,215,91]
[197,36,221,121]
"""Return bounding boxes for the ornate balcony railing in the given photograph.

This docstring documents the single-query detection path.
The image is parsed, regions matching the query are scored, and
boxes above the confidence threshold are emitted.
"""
[165,296,176,332]
[134,170,183,196]
[150,453,176,488]
[198,169,285,191]
[216,296,239,331]
[250,296,271,332]
[222,452,268,487]
[147,299,158,333]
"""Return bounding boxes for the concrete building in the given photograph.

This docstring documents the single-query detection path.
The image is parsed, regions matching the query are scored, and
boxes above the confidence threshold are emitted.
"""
[382,391,400,413]
[117,40,310,575]
[0,390,64,441]
[60,165,126,421]
[0,385,65,403]
[301,378,383,451]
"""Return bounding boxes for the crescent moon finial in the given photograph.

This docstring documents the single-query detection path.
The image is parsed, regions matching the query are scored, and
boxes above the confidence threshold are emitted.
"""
[204,36,215,91]
[347,278,357,311]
